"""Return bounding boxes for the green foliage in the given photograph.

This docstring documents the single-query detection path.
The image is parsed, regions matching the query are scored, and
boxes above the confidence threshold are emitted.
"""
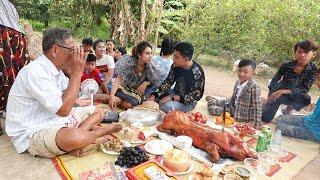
[15,0,320,68]
[16,0,110,40]
[178,0,320,66]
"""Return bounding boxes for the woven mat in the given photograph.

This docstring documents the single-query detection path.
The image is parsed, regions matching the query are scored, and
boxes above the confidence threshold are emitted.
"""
[53,99,320,180]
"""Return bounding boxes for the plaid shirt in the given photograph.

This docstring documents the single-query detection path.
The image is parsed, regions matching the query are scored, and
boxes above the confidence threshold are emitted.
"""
[229,79,262,125]
[269,60,318,94]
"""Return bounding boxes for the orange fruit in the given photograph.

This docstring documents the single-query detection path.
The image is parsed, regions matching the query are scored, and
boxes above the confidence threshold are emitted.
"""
[221,112,231,119]
[230,117,236,124]
[225,118,233,126]
[216,116,223,124]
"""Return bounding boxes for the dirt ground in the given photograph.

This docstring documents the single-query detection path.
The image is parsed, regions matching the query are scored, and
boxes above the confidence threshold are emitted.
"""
[202,66,269,98]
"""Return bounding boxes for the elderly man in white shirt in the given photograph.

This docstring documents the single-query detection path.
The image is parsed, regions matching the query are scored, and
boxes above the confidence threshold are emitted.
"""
[5,27,122,158]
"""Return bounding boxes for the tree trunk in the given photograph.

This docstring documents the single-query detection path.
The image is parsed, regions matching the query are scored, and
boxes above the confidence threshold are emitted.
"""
[139,0,147,41]
[117,4,125,46]
[88,0,94,32]
[154,0,164,47]
[123,0,135,44]
[110,1,119,40]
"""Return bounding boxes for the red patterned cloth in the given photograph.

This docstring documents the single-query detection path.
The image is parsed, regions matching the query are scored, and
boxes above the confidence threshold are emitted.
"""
[0,25,30,111]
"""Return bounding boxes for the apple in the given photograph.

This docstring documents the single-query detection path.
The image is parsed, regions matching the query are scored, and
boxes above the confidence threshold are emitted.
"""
[195,112,202,118]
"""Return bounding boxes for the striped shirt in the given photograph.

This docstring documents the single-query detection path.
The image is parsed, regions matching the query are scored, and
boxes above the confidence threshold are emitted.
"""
[5,55,70,153]
[0,0,23,33]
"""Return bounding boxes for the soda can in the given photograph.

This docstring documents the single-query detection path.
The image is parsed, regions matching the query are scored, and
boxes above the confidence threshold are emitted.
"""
[256,134,267,152]
[262,125,271,131]
[262,129,272,146]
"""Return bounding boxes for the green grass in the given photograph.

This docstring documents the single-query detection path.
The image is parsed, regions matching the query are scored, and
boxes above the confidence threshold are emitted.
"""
[196,54,233,70]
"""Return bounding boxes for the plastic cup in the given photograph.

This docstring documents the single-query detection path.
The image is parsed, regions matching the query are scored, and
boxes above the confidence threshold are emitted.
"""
[244,158,258,168]
[257,152,271,175]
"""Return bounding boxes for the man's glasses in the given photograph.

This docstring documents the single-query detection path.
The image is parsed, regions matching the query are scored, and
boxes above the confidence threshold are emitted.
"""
[56,44,74,52]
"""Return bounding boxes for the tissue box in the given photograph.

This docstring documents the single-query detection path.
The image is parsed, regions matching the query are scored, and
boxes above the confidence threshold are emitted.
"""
[126,160,178,180]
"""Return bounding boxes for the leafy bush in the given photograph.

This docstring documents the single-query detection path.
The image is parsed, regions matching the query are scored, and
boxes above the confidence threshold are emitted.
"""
[179,0,320,67]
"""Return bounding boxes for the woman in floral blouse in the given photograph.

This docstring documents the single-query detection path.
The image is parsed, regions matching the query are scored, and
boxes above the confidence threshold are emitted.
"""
[148,42,205,113]
[108,41,161,109]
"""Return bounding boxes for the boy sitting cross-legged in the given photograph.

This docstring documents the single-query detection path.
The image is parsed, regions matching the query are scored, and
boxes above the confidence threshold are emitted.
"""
[229,59,262,127]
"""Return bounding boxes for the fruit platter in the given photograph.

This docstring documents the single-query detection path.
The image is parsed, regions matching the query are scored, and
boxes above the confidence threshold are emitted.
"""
[214,112,236,127]
[187,112,208,124]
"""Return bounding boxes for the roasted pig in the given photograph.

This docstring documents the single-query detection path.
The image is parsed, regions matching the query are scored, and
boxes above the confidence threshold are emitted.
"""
[158,111,257,162]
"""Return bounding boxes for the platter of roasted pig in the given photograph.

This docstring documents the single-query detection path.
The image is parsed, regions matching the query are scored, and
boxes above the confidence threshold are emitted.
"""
[157,111,258,162]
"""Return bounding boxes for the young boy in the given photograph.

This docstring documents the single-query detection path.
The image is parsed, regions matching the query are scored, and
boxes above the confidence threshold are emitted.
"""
[82,38,94,54]
[262,40,318,122]
[276,69,320,142]
[229,59,262,127]
[81,54,108,93]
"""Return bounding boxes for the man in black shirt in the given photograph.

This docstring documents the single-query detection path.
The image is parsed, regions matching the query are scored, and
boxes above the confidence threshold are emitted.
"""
[262,40,318,122]
[148,42,205,113]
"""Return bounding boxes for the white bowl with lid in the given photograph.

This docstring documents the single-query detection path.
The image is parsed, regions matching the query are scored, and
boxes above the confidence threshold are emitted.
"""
[176,135,193,149]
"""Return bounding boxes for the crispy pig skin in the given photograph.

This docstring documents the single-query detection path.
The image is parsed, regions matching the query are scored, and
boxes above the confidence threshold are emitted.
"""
[158,111,257,162]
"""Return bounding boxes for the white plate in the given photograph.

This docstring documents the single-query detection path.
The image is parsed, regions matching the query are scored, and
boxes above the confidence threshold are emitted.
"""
[160,160,194,175]
[144,140,173,155]
[128,137,151,145]
[101,149,121,155]
[206,121,234,134]
[232,125,257,137]
[101,140,131,155]
[213,118,236,128]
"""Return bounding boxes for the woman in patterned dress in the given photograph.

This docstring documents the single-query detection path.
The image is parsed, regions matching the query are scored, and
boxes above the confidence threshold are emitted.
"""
[108,41,161,110]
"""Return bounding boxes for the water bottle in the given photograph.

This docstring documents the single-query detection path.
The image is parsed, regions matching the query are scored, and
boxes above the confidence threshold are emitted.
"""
[271,130,282,147]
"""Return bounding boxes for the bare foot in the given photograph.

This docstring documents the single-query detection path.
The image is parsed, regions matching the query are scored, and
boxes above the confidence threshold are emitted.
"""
[106,123,122,133]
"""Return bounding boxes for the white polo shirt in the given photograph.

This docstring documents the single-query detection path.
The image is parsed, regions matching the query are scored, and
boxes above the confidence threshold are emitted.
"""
[235,80,249,105]
[5,55,70,153]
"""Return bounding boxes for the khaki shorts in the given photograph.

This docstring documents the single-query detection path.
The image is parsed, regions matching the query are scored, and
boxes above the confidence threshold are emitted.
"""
[27,106,96,158]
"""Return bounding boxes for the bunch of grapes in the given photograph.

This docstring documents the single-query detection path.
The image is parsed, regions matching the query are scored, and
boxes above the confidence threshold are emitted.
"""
[115,146,149,168]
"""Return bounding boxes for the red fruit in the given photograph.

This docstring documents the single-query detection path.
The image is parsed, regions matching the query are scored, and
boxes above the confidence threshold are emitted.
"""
[189,115,195,121]
[195,117,202,122]
[195,112,202,118]
[201,118,207,124]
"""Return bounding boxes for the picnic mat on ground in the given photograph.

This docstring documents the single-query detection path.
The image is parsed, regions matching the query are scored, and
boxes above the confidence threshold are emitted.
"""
[52,99,320,180]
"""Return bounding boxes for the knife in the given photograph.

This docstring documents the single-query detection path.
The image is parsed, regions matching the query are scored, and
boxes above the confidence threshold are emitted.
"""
[222,100,226,132]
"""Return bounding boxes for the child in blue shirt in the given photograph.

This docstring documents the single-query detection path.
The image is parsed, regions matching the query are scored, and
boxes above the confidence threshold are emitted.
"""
[276,69,320,142]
